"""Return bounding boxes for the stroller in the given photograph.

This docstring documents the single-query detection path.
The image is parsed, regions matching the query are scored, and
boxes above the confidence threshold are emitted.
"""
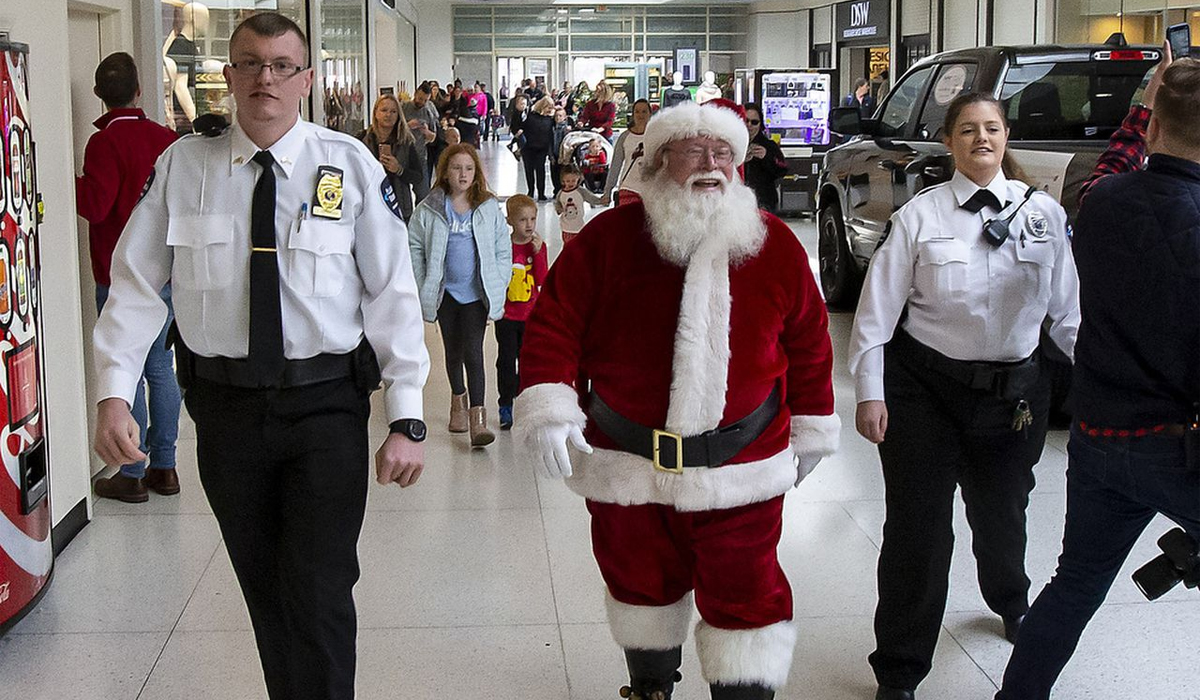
[558,129,613,194]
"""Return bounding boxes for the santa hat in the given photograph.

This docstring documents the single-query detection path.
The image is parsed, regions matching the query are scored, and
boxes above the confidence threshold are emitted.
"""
[643,100,749,169]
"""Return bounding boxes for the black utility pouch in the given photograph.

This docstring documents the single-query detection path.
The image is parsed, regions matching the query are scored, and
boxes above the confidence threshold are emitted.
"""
[352,340,382,393]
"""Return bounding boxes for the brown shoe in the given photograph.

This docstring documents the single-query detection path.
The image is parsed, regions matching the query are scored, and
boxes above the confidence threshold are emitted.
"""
[449,393,469,433]
[93,473,148,503]
[469,406,495,447]
[144,468,181,496]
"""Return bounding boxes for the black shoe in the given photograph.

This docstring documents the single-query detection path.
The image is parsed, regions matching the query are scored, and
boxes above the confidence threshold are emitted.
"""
[620,648,683,700]
[710,683,774,699]
[876,687,915,700]
[1003,614,1025,644]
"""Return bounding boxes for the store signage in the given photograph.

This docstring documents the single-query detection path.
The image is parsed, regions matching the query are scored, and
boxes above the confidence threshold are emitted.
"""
[836,0,890,41]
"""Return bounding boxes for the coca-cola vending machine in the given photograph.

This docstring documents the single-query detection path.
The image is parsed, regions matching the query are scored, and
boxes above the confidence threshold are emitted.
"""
[0,38,53,634]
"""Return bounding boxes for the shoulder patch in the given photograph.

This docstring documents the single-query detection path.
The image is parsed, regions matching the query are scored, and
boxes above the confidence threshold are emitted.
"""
[381,178,404,221]
[138,168,156,203]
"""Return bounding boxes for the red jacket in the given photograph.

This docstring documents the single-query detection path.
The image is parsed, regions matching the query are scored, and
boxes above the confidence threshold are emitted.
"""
[580,100,616,139]
[516,203,836,511]
[76,108,178,286]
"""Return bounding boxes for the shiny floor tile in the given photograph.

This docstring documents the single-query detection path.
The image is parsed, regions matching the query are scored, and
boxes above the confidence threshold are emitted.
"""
[0,631,167,700]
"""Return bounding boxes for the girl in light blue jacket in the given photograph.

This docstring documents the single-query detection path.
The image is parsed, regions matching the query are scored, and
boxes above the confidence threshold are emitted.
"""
[409,144,512,447]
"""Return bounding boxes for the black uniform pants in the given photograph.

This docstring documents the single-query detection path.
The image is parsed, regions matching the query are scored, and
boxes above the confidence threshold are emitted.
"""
[185,377,371,700]
[494,318,525,408]
[869,338,1050,691]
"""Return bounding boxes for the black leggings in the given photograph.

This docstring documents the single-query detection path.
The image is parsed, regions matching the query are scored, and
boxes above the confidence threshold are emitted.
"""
[523,148,549,198]
[438,296,488,407]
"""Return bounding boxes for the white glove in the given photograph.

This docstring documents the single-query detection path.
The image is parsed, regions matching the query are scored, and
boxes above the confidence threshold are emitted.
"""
[794,453,821,486]
[533,422,593,479]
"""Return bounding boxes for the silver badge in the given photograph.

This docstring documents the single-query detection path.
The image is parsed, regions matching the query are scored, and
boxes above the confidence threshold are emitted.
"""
[1025,212,1049,239]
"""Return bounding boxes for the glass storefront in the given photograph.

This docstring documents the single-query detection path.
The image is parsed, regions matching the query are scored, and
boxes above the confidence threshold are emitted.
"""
[320,0,367,135]
[1057,1,1199,47]
[159,0,306,134]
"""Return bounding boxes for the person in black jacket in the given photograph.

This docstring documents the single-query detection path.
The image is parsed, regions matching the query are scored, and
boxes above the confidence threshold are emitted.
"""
[742,103,789,213]
[360,94,424,220]
[516,97,556,200]
[996,50,1200,700]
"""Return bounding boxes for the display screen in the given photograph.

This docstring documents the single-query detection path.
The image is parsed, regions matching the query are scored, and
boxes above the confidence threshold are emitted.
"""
[760,72,832,146]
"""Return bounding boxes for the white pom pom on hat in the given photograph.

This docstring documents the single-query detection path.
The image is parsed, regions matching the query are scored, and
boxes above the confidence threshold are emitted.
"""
[643,100,750,169]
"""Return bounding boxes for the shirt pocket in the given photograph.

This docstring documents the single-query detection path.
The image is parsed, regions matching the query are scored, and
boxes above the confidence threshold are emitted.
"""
[167,215,235,291]
[285,218,355,298]
[916,238,971,301]
[1015,239,1054,302]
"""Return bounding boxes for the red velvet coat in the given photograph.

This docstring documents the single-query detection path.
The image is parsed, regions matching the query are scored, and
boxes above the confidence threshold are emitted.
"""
[516,202,837,511]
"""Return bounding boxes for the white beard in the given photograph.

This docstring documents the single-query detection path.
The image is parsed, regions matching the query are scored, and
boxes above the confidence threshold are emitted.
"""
[642,169,767,267]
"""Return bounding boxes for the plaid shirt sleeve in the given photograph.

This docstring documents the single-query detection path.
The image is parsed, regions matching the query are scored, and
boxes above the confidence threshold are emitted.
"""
[1078,104,1151,207]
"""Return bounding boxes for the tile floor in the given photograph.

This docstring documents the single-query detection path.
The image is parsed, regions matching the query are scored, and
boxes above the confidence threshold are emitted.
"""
[2,141,1197,700]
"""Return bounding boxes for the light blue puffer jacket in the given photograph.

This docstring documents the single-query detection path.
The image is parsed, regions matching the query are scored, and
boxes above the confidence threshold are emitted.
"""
[408,188,512,322]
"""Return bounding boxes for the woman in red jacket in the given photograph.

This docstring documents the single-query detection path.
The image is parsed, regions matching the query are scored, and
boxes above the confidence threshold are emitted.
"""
[579,81,616,142]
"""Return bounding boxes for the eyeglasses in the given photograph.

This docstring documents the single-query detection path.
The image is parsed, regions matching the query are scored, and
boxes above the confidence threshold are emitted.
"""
[667,146,735,166]
[746,119,761,125]
[229,59,307,79]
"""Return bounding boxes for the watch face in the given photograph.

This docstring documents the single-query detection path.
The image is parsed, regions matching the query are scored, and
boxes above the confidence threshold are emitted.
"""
[407,420,427,442]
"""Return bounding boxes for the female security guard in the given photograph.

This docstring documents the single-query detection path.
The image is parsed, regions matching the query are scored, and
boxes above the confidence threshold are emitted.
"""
[847,92,1080,700]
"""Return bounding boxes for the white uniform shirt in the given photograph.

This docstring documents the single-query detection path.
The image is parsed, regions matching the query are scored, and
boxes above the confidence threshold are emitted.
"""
[847,169,1080,403]
[95,118,430,421]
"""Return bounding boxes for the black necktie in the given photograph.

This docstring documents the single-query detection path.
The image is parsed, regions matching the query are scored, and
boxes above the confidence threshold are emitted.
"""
[249,150,284,386]
[962,188,1003,214]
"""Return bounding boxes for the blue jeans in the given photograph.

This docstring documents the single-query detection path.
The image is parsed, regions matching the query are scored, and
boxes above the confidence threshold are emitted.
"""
[96,284,182,478]
[997,425,1200,700]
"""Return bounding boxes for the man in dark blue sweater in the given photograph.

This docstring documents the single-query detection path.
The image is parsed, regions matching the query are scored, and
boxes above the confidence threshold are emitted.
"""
[997,52,1200,700]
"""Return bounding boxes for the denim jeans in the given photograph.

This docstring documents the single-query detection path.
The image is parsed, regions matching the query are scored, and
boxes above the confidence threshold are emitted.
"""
[996,424,1200,700]
[96,284,182,478]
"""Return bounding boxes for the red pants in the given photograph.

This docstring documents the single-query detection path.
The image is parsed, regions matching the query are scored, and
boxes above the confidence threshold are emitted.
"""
[587,496,792,630]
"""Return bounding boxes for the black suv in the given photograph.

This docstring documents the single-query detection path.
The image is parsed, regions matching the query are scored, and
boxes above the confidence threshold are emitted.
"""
[816,38,1161,307]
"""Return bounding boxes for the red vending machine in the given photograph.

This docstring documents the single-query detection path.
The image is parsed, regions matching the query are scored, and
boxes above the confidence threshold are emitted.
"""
[0,38,53,635]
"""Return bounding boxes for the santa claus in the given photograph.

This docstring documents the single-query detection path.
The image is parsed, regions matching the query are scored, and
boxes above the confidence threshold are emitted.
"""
[514,101,839,700]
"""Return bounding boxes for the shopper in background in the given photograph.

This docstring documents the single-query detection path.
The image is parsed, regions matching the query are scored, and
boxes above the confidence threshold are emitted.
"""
[845,77,876,118]
[360,94,424,221]
[518,97,556,200]
[848,93,1080,700]
[408,144,511,447]
[76,51,181,504]
[495,195,548,431]
[603,98,653,206]
[403,81,440,188]
[580,81,617,142]
[742,102,788,213]
[550,105,572,194]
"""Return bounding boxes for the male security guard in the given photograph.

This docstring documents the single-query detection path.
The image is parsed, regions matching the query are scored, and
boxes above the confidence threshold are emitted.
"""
[92,13,429,700]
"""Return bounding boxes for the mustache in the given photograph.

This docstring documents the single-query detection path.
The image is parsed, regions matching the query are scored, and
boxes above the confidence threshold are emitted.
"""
[684,170,731,187]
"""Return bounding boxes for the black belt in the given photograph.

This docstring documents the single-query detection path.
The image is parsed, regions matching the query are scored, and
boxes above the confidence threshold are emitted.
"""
[588,384,781,473]
[893,328,1038,400]
[193,350,356,389]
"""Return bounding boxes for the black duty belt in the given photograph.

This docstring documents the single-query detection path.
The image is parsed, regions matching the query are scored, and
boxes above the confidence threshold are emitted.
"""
[893,328,1038,400]
[193,351,356,389]
[588,384,781,473]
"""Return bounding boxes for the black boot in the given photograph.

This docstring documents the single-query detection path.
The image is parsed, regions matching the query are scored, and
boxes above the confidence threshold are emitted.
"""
[618,648,683,700]
[710,683,775,700]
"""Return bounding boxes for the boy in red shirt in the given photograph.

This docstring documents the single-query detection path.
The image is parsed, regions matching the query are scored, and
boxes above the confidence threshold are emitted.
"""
[496,195,549,429]
[76,52,181,503]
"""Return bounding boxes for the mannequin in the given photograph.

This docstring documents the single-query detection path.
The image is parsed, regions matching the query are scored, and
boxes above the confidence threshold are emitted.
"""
[662,71,692,109]
[163,2,217,132]
[696,70,722,104]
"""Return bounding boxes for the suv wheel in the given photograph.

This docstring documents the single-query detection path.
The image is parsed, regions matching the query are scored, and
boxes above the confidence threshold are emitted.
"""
[818,203,862,308]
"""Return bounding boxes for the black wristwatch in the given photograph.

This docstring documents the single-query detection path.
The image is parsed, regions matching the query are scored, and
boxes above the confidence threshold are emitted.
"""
[389,418,427,442]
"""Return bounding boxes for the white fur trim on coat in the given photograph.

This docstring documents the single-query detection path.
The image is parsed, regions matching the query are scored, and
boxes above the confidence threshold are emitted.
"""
[565,446,795,512]
[789,413,841,461]
[514,382,586,451]
[665,241,731,436]
[643,101,750,169]
[606,591,694,650]
[695,619,798,689]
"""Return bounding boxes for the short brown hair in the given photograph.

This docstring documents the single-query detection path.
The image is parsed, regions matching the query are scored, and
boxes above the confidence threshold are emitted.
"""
[1154,58,1200,150]
[433,144,494,210]
[94,52,139,109]
[505,194,537,220]
[230,12,308,64]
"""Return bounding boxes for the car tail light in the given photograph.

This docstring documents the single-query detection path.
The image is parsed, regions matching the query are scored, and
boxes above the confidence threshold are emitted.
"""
[1093,49,1160,61]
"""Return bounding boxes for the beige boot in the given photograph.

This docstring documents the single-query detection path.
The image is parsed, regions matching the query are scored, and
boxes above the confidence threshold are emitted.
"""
[469,406,495,447]
[449,393,469,433]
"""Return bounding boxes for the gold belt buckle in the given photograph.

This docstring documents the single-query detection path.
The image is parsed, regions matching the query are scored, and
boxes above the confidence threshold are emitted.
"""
[652,429,684,474]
